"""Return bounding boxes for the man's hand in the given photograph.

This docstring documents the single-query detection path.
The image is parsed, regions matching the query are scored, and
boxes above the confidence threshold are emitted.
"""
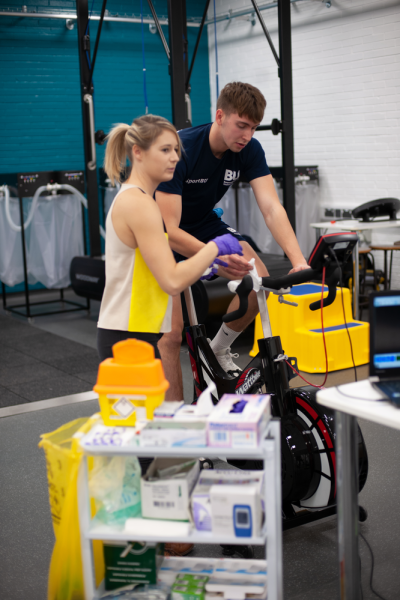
[216,253,253,279]
[289,262,310,274]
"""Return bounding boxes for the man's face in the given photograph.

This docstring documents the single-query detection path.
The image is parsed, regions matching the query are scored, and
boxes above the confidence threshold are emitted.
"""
[217,110,260,152]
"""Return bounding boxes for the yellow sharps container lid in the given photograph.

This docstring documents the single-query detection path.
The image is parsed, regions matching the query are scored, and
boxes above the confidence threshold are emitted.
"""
[94,339,169,395]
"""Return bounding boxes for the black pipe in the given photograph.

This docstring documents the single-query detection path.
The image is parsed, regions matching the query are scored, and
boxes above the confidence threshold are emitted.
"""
[256,124,272,131]
[88,0,108,88]
[76,0,102,256]
[18,196,31,319]
[250,0,280,67]
[278,0,296,233]
[186,0,211,91]
[168,0,191,130]
[147,0,170,61]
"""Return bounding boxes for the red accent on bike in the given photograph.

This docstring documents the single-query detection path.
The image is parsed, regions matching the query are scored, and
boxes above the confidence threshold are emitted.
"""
[186,331,193,351]
[317,419,333,449]
[188,352,199,384]
[307,232,356,266]
[296,397,318,421]
[236,369,250,386]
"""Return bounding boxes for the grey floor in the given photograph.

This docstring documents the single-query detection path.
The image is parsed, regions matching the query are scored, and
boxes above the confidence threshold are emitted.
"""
[0,289,399,599]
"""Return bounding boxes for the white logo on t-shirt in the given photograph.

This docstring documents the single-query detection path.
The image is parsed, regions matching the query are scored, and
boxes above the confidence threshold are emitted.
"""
[223,169,240,186]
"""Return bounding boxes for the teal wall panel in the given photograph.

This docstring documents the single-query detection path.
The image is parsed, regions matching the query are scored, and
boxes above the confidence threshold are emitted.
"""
[0,0,211,174]
[0,0,211,292]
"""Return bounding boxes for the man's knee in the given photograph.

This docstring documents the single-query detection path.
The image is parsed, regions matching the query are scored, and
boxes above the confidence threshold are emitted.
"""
[239,241,269,276]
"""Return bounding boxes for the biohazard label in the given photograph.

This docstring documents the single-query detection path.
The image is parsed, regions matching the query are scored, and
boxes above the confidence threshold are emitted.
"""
[112,397,135,418]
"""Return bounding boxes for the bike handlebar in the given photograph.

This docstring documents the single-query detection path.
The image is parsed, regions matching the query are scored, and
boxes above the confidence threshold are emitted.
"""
[222,265,342,324]
[260,267,317,290]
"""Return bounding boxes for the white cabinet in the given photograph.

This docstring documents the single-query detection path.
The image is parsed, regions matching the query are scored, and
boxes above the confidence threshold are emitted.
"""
[77,419,282,600]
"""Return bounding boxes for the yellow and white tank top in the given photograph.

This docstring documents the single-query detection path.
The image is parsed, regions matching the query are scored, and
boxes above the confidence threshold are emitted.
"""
[97,183,172,333]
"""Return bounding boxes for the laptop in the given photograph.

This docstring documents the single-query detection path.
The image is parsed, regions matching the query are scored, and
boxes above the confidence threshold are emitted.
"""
[369,290,400,407]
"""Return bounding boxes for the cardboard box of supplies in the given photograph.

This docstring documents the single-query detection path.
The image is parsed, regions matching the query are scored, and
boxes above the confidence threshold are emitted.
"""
[190,469,264,532]
[207,394,270,448]
[141,458,200,521]
[140,419,207,448]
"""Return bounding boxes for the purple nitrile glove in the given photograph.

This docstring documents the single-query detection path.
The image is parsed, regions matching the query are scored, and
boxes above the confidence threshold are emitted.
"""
[200,258,228,280]
[211,233,243,257]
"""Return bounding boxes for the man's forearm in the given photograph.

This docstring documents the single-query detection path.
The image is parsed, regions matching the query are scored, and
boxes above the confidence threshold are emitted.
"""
[167,225,206,257]
[264,203,307,266]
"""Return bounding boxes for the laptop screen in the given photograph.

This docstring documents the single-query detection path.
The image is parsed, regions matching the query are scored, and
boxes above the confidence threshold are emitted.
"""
[370,291,400,377]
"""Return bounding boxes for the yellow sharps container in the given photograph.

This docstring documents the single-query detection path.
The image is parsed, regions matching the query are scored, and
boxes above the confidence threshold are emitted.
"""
[94,339,169,426]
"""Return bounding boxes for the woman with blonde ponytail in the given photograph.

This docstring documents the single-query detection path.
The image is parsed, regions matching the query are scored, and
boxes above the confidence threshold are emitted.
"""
[97,114,243,362]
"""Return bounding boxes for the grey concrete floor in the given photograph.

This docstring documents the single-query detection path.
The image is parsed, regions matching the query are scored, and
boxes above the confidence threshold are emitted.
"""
[0,289,398,599]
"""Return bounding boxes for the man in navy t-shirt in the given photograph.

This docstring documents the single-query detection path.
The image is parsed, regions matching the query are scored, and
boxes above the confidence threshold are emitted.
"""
[156,82,309,400]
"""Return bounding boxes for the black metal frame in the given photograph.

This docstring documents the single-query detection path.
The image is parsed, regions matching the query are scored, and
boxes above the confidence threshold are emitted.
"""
[167,0,191,130]
[1,192,90,320]
[248,0,297,232]
[76,0,102,257]
[277,0,296,231]
[147,0,170,61]
[186,0,211,91]
[72,0,297,254]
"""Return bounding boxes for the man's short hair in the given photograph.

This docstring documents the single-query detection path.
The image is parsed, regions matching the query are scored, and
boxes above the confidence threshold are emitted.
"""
[217,82,266,123]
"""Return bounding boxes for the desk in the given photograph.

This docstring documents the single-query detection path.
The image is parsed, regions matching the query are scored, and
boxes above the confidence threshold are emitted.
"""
[317,380,400,600]
[310,219,400,319]
[370,244,400,290]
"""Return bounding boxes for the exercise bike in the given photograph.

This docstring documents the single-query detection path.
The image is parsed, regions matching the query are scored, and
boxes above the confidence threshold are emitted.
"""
[184,232,368,530]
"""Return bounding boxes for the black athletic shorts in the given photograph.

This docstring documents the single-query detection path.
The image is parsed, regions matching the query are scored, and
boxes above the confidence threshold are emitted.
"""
[97,328,162,362]
[174,219,245,263]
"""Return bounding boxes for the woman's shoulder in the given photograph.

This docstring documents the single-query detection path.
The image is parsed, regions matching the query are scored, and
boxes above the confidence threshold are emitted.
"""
[116,185,153,205]
[114,185,159,222]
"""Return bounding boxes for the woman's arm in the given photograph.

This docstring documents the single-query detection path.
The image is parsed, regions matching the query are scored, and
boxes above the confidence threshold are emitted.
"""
[122,192,219,295]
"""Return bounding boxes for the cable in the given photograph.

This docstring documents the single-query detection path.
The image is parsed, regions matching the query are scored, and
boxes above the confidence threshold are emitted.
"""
[360,532,389,600]
[140,0,149,114]
[84,0,96,113]
[213,0,219,100]
[329,247,358,382]
[284,359,326,389]
[335,386,383,401]
[85,0,96,35]
[319,265,329,387]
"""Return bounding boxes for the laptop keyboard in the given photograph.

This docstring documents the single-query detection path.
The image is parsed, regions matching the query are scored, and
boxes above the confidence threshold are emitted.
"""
[377,381,400,400]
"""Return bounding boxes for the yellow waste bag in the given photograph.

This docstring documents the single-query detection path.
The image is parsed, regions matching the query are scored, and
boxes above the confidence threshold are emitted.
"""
[39,415,104,600]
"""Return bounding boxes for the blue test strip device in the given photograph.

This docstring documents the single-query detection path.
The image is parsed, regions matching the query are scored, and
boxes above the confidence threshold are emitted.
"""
[233,504,252,537]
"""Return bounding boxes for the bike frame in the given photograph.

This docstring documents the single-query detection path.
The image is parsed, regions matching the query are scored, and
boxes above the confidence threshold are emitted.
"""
[184,267,368,529]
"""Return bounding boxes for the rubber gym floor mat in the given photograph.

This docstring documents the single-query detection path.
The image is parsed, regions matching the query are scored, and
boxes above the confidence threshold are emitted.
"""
[0,312,100,406]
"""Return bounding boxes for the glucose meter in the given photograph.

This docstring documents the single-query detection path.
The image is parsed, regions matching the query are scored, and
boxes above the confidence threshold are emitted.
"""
[233,504,252,537]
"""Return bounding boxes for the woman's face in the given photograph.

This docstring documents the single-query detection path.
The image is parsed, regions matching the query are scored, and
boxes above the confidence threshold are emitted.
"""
[141,130,180,182]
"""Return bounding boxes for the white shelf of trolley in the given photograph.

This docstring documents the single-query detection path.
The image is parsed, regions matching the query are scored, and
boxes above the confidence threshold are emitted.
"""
[77,418,283,600]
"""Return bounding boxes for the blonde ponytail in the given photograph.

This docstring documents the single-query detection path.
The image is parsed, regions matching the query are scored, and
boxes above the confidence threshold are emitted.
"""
[104,115,182,185]
[103,123,130,186]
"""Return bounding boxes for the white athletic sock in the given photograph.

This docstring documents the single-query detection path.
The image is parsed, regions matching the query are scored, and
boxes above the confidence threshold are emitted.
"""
[210,323,242,354]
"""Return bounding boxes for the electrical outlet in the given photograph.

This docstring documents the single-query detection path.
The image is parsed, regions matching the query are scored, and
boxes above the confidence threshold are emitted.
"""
[325,208,334,218]
[342,209,353,219]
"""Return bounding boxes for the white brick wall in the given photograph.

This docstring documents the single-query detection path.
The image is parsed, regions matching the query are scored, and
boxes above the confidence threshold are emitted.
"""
[207,0,400,288]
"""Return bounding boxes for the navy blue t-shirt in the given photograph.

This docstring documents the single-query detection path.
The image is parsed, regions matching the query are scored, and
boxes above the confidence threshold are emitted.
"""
[157,123,270,234]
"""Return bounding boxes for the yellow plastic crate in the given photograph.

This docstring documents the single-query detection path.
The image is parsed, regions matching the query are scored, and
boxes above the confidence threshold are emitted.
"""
[250,283,369,373]
[94,339,169,426]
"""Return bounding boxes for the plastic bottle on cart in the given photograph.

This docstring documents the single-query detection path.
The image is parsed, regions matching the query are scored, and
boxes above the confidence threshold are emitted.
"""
[94,339,169,426]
